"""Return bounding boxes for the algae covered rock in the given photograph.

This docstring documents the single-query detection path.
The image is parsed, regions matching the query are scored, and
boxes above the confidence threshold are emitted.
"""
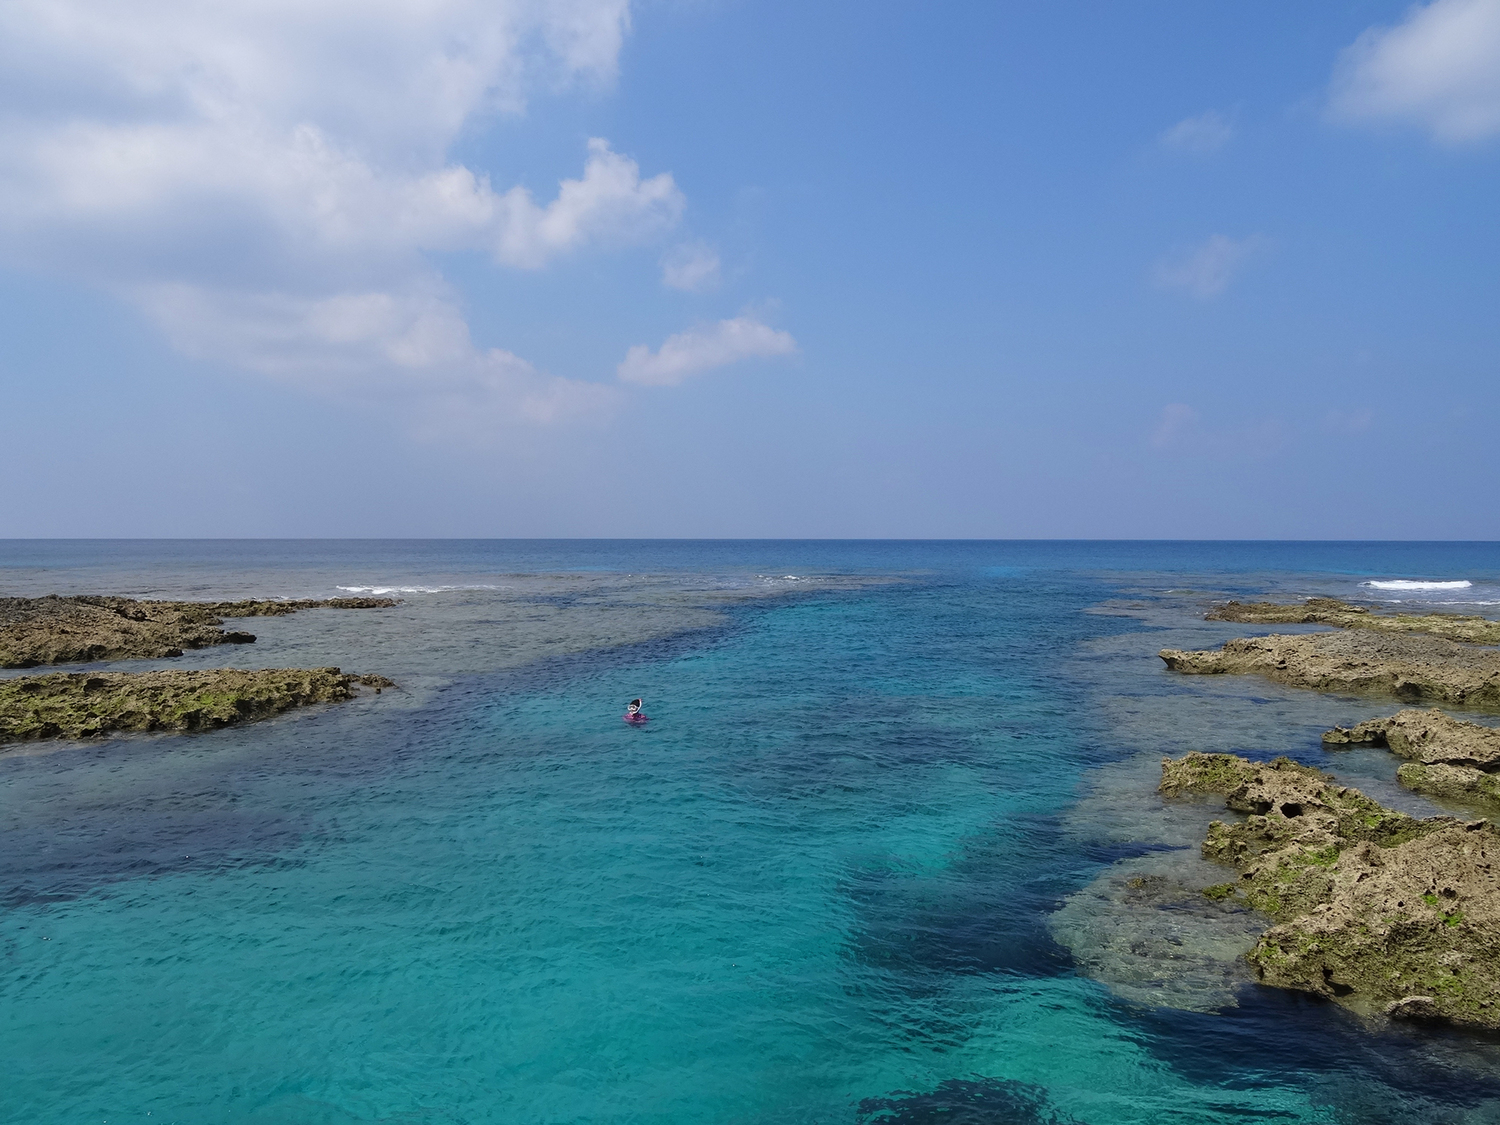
[0,595,398,668]
[1206,598,1500,646]
[1161,751,1500,1030]
[1324,709,1500,806]
[1252,824,1500,1029]
[0,668,395,743]
[1160,631,1500,710]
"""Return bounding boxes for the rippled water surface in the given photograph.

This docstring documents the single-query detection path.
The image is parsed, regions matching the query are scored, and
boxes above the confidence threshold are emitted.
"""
[4,541,1500,1124]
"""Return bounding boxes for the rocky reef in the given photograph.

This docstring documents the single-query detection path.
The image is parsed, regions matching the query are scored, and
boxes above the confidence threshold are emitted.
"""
[0,595,397,667]
[1207,597,1500,646]
[1162,751,1500,1029]
[1160,630,1500,710]
[0,667,395,743]
[1325,708,1500,806]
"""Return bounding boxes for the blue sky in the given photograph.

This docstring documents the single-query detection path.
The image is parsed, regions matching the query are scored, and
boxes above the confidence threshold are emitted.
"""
[1,0,1497,538]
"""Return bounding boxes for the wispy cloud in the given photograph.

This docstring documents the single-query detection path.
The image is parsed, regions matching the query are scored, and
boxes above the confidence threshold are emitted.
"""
[618,316,797,386]
[1324,407,1375,434]
[1329,0,1500,143]
[1153,234,1265,299]
[0,0,677,430]
[1160,110,1233,152]
[1150,403,1200,448]
[661,241,722,291]
[1148,403,1289,457]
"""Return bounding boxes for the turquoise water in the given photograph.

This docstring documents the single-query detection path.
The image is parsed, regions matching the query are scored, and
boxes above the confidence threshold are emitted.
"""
[5,542,1500,1124]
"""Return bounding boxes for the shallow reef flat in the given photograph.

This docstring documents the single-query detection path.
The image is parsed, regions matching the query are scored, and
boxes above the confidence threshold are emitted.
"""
[1048,847,1267,1012]
[1162,752,1500,1030]
[0,667,394,743]
[0,595,397,667]
[1207,597,1500,646]
[1161,630,1500,710]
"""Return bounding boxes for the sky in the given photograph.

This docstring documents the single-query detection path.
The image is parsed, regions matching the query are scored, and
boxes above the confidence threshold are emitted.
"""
[1,0,1497,539]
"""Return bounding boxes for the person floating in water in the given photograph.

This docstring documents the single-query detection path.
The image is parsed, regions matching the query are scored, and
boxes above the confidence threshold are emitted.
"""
[623,698,649,725]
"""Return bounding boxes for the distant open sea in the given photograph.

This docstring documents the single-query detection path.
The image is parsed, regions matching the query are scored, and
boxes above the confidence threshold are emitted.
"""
[5,540,1500,1125]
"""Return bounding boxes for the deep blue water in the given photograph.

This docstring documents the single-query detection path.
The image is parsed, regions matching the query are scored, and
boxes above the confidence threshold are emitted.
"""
[4,541,1500,1125]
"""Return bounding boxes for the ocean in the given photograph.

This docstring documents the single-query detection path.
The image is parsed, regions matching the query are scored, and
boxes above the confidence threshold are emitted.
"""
[4,540,1500,1125]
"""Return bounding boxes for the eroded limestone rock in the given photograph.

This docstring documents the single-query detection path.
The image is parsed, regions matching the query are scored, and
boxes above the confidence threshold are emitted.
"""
[0,667,395,743]
[1161,752,1500,1030]
[0,595,397,667]
[1160,631,1500,711]
[1323,708,1500,767]
[1207,598,1500,646]
[1324,709,1500,806]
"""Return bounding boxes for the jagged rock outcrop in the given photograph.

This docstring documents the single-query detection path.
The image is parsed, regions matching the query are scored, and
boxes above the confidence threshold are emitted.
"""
[1206,597,1500,646]
[1324,708,1500,805]
[1160,630,1500,710]
[0,668,395,742]
[1162,752,1500,1029]
[0,595,397,667]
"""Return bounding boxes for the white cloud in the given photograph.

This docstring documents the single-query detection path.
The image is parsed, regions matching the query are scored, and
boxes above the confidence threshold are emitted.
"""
[0,0,682,429]
[1160,110,1233,152]
[617,316,797,386]
[1153,234,1265,299]
[1330,0,1500,143]
[660,241,722,291]
[136,278,622,426]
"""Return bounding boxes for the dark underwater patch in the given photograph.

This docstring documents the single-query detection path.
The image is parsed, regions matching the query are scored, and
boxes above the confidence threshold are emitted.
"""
[1130,984,1500,1117]
[840,814,1096,982]
[857,1077,1085,1124]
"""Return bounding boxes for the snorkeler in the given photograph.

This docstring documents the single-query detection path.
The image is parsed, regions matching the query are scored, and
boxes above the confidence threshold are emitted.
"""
[623,698,649,724]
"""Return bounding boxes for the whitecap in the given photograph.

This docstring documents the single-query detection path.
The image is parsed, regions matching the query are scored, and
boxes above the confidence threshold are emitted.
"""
[1361,579,1473,591]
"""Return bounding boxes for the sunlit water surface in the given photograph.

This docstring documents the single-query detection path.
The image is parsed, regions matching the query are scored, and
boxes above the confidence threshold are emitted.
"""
[4,541,1500,1125]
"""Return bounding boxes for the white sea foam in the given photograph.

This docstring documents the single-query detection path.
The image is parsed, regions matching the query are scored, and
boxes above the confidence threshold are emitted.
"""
[1361,579,1473,591]
[337,584,509,595]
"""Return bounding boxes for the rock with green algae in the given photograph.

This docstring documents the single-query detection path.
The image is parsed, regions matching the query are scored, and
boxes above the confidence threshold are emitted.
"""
[1159,630,1500,711]
[0,594,398,667]
[1206,597,1500,646]
[0,668,395,743]
[1323,708,1500,807]
[1161,751,1500,1030]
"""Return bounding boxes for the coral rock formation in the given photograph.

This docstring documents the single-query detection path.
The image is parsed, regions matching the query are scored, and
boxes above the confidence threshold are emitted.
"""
[1160,631,1500,710]
[0,667,394,743]
[1206,597,1500,646]
[0,595,397,667]
[1324,708,1500,805]
[1162,752,1500,1030]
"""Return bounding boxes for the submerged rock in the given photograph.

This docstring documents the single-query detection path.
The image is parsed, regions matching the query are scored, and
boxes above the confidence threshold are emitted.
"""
[1048,851,1266,1012]
[0,595,397,667]
[0,667,395,743]
[1324,708,1500,806]
[1162,751,1500,1030]
[1160,630,1500,711]
[1206,598,1500,646]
